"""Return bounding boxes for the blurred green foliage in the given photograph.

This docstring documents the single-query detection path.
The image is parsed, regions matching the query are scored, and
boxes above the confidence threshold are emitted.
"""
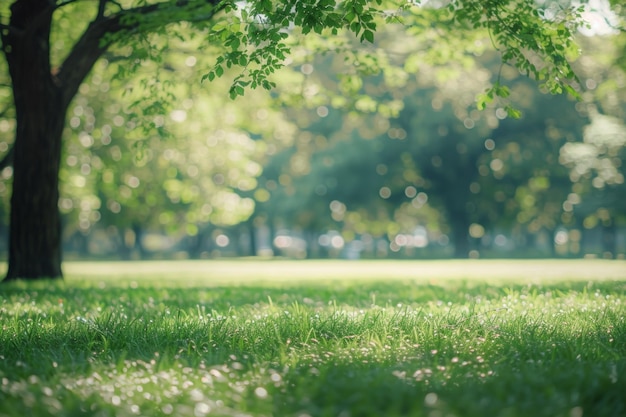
[0,0,624,260]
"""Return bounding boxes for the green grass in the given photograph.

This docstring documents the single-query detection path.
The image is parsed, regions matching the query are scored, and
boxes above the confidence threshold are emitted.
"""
[1,259,625,417]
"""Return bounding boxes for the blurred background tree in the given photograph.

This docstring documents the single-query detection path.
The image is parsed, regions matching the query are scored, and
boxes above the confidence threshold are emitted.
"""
[0,0,624,272]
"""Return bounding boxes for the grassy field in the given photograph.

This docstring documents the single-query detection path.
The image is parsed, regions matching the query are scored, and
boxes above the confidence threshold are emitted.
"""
[1,259,625,417]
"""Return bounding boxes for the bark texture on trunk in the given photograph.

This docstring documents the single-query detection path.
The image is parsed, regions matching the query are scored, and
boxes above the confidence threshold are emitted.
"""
[2,0,120,280]
[3,1,65,280]
[6,104,66,280]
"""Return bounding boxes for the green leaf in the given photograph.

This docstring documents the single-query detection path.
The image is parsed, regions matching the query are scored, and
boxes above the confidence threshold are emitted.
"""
[505,105,522,119]
[230,36,240,50]
[476,92,492,110]
[362,30,374,43]
[496,85,510,98]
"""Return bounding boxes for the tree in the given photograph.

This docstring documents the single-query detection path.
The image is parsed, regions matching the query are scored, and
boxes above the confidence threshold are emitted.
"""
[247,53,572,259]
[0,0,586,280]
[56,48,295,259]
[560,111,626,256]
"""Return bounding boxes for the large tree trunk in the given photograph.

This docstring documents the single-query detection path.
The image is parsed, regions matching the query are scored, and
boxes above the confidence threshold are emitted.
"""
[2,1,116,281]
[6,102,66,280]
[3,1,66,280]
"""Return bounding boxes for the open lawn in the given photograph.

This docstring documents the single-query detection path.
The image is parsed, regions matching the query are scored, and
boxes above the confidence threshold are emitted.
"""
[1,259,625,417]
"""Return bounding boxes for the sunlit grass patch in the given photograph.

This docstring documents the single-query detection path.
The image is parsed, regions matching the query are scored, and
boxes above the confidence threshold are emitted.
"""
[58,258,626,284]
[1,260,625,416]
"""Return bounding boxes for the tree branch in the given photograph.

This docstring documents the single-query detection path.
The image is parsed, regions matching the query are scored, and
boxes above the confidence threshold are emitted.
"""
[96,0,107,20]
[55,0,82,9]
[56,0,223,106]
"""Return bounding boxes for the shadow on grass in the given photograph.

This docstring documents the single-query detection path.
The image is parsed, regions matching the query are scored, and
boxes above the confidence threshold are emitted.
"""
[1,278,626,309]
[272,357,626,417]
[3,319,624,417]
[1,279,626,416]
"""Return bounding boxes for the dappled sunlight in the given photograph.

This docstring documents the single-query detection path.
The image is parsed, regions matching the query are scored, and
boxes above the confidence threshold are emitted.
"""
[1,271,625,416]
[48,259,626,286]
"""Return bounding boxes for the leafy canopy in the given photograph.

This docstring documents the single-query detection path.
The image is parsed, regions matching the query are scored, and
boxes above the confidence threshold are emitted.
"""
[207,0,585,105]
[59,0,590,108]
